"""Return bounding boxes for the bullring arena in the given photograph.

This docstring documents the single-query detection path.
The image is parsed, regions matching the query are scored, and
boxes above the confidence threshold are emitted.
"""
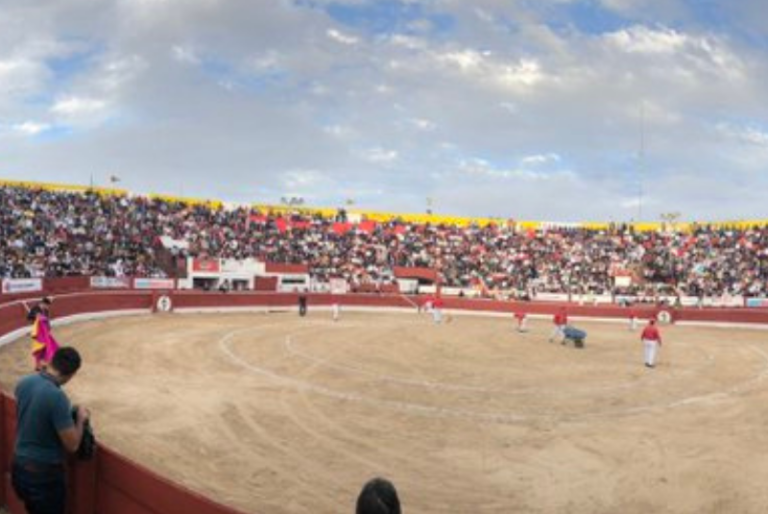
[5,292,768,514]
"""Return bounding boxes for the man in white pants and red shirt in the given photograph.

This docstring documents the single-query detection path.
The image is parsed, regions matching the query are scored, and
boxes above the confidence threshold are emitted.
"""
[641,319,663,368]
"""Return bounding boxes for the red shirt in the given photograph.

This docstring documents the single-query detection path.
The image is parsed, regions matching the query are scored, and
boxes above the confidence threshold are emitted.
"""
[641,325,662,343]
[554,312,567,326]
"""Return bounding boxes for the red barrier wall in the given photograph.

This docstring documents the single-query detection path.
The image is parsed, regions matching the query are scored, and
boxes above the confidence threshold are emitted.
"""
[393,266,437,281]
[3,291,768,514]
[263,263,309,274]
[0,291,249,514]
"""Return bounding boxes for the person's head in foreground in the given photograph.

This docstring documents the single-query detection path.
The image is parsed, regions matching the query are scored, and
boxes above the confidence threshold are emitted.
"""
[49,346,82,385]
[356,477,401,514]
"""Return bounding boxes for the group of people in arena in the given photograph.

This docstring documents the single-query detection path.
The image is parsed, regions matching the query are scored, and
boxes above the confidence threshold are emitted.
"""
[3,185,768,299]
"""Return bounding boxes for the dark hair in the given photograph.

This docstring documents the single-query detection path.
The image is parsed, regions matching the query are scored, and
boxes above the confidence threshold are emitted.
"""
[356,477,400,514]
[42,297,52,305]
[52,347,82,377]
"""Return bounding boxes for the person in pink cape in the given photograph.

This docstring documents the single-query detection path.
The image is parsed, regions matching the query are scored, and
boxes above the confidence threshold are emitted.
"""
[24,297,60,370]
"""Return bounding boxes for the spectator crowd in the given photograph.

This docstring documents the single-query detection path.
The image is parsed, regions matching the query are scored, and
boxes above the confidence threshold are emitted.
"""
[3,185,768,298]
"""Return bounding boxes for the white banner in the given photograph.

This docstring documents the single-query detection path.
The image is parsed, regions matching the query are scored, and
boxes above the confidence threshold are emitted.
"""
[1,278,43,294]
[133,278,176,290]
[277,274,310,293]
[90,276,131,289]
[330,278,350,295]
[395,278,418,295]
[535,293,570,302]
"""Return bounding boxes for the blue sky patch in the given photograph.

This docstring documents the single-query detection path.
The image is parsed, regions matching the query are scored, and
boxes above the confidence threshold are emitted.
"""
[31,125,74,142]
[47,44,101,82]
[324,0,454,36]
[535,0,631,35]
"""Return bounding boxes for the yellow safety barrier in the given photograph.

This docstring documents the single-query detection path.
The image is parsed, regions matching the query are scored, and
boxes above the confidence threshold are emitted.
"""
[5,177,768,230]
[0,178,128,197]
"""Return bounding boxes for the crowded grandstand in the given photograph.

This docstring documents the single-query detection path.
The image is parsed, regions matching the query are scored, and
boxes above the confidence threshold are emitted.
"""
[2,180,767,301]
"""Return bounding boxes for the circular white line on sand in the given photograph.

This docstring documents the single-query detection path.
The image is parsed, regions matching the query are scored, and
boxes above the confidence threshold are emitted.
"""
[217,324,768,423]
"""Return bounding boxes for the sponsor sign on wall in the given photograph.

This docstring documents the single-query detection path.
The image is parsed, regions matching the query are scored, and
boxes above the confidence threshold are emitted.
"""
[277,274,310,292]
[1,278,43,294]
[133,278,176,290]
[156,295,174,312]
[192,258,221,273]
[90,276,131,289]
[746,298,768,308]
[220,258,263,274]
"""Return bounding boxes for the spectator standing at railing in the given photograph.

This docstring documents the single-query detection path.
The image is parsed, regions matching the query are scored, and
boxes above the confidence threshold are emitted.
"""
[12,347,90,514]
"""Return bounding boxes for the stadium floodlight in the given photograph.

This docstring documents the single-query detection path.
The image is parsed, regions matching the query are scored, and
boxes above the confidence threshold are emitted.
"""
[660,212,681,232]
[280,196,305,206]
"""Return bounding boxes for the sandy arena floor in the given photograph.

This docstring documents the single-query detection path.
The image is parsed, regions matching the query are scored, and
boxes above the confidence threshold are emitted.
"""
[3,311,768,513]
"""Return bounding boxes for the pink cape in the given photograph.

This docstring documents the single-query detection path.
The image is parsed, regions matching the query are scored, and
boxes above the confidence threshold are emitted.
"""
[30,313,60,366]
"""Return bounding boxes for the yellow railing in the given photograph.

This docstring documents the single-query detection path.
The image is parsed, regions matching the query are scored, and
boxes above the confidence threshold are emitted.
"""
[0,178,128,197]
[3,177,768,230]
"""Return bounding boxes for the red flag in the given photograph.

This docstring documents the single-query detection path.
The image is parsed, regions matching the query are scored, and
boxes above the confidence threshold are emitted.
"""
[358,220,377,233]
[333,222,352,234]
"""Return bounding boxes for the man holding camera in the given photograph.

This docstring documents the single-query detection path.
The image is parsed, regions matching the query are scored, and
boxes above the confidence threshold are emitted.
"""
[11,346,90,514]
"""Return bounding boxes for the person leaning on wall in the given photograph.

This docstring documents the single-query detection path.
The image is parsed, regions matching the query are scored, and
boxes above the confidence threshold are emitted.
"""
[11,347,90,514]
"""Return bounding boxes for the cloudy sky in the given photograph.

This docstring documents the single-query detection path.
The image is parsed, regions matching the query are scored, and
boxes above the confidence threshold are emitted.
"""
[1,0,767,222]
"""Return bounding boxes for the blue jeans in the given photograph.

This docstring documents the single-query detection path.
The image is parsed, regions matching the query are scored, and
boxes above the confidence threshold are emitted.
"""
[11,460,66,514]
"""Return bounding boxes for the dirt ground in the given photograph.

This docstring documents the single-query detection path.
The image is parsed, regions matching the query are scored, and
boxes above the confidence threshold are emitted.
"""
[3,311,768,514]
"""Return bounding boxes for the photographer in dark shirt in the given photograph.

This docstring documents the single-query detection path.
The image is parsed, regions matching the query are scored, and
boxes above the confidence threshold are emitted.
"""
[12,347,90,514]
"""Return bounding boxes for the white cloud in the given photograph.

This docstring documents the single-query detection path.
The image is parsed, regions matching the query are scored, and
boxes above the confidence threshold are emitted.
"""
[51,96,107,116]
[13,121,52,136]
[434,49,546,91]
[520,153,561,166]
[99,54,147,92]
[409,118,436,131]
[327,29,359,45]
[0,58,47,99]
[172,45,200,65]
[606,26,688,54]
[437,49,486,71]
[323,124,355,138]
[388,34,427,50]
[716,123,768,146]
[362,147,399,164]
[458,158,571,181]
[497,58,545,88]
[281,170,325,189]
[499,102,518,114]
[604,25,746,81]
[246,51,282,72]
